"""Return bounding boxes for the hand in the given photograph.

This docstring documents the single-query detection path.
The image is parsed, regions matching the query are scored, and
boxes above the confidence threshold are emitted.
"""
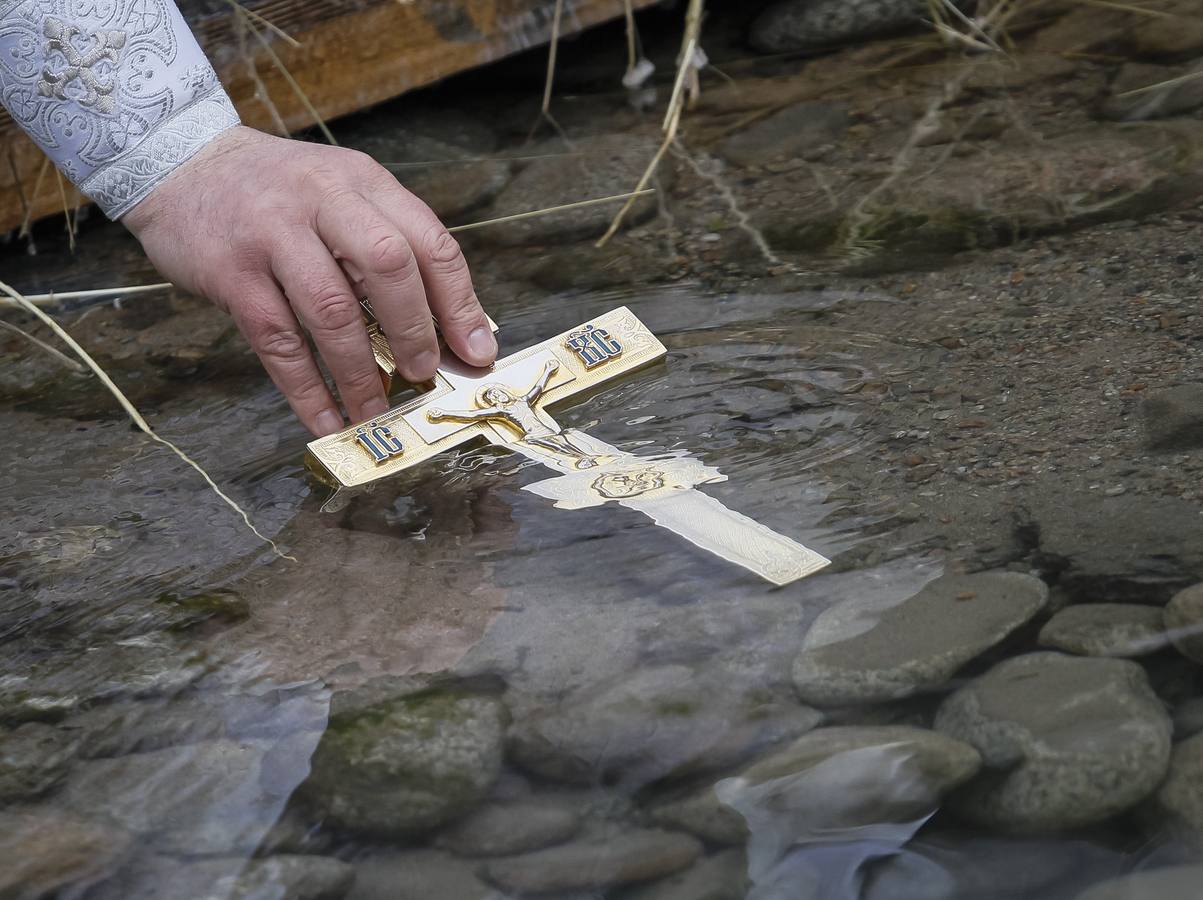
[123,126,498,437]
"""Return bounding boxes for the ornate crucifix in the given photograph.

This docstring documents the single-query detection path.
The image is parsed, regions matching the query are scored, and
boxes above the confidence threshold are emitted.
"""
[306,307,829,585]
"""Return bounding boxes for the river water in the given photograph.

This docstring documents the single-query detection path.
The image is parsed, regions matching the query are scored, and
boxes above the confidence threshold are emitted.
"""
[4,3,1203,899]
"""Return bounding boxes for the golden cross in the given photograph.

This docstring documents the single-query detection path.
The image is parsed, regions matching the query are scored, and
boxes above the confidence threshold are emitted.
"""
[305,307,829,585]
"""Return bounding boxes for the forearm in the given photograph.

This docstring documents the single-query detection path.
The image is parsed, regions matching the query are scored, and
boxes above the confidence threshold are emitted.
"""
[0,0,240,219]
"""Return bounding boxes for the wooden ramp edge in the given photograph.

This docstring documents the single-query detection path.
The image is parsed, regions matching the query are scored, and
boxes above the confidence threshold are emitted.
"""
[0,0,658,235]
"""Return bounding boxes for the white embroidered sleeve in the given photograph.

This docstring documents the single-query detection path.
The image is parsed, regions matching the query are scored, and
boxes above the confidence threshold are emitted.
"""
[0,0,240,220]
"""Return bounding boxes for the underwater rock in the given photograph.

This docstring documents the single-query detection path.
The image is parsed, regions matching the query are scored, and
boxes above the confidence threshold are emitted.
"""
[622,848,749,900]
[53,737,298,856]
[749,0,930,54]
[301,676,507,839]
[1028,492,1203,605]
[1103,63,1203,122]
[1165,583,1203,663]
[90,589,251,639]
[1143,384,1203,450]
[792,571,1047,706]
[719,102,850,168]
[1075,864,1203,900]
[88,853,355,900]
[935,653,1172,831]
[0,807,132,899]
[434,797,581,857]
[508,663,822,787]
[64,698,230,758]
[1038,603,1171,658]
[476,134,673,246]
[0,633,211,725]
[480,829,702,894]
[0,722,79,801]
[650,725,979,847]
[1148,733,1203,852]
[347,849,497,900]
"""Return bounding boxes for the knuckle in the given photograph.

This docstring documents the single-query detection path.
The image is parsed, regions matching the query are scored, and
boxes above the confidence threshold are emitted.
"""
[252,322,307,361]
[308,286,361,333]
[421,227,465,269]
[340,365,384,395]
[391,316,435,347]
[367,231,417,280]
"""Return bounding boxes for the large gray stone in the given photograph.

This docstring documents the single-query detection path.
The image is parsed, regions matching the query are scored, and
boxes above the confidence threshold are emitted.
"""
[719,102,849,168]
[1038,603,1171,658]
[1165,583,1203,663]
[0,807,132,900]
[935,653,1172,831]
[1104,63,1203,122]
[434,798,580,857]
[1076,865,1203,900]
[509,663,822,787]
[481,830,702,895]
[750,0,929,54]
[620,849,748,900]
[347,850,494,900]
[300,677,507,839]
[1143,384,1203,450]
[1148,733,1203,851]
[792,571,1047,706]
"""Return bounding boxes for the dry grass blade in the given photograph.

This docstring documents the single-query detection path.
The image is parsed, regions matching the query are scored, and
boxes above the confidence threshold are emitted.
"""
[0,318,87,372]
[1071,0,1174,17]
[221,0,302,47]
[527,0,568,142]
[53,168,75,253]
[1118,68,1203,97]
[242,11,337,145]
[18,157,51,240]
[0,278,294,562]
[448,189,656,233]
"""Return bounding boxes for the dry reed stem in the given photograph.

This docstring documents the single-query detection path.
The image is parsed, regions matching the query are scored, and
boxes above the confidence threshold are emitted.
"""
[0,318,87,372]
[221,0,302,47]
[236,10,291,137]
[597,0,703,247]
[448,188,655,233]
[623,0,639,73]
[0,277,294,561]
[0,283,173,308]
[527,0,568,143]
[243,12,337,145]
[5,146,30,227]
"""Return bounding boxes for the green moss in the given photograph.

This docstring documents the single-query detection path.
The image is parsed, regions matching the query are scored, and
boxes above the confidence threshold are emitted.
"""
[155,589,250,631]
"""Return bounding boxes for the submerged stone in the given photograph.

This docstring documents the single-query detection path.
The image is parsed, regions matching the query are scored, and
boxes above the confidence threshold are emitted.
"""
[1165,583,1203,663]
[434,798,580,857]
[0,721,79,801]
[1142,384,1203,450]
[300,676,507,839]
[792,571,1047,706]
[719,102,850,168]
[508,663,822,787]
[348,849,495,900]
[651,725,978,846]
[1038,603,1171,658]
[1148,733,1203,852]
[1075,865,1203,900]
[934,653,1172,831]
[88,853,355,900]
[480,829,702,894]
[0,807,132,899]
[622,848,748,900]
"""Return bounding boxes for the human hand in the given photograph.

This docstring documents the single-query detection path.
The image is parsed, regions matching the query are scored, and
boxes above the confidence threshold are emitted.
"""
[123,126,498,437]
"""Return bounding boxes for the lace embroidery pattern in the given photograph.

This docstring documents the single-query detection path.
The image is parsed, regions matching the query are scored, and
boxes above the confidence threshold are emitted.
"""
[0,0,239,217]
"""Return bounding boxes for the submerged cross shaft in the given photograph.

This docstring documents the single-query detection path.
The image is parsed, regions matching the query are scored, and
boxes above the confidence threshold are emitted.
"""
[305,307,829,585]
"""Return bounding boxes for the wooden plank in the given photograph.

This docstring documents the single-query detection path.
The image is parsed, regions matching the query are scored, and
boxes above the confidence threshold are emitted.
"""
[0,0,654,234]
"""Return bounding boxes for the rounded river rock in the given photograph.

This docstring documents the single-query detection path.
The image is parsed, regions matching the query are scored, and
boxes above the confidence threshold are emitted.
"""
[793,571,1048,706]
[935,652,1172,832]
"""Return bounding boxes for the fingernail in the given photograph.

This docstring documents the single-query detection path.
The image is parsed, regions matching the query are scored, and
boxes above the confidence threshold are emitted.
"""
[315,409,344,436]
[409,349,440,381]
[362,396,389,419]
[467,325,497,363]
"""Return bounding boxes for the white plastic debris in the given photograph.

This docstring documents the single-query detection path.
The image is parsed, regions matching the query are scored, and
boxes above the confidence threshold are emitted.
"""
[622,56,655,90]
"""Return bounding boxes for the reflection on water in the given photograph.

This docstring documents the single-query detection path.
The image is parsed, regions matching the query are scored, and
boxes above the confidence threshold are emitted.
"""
[7,9,1203,893]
